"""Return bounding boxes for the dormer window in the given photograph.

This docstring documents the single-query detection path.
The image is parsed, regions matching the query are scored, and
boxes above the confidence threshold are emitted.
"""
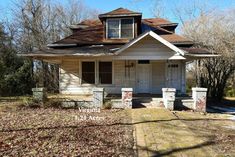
[107,18,134,39]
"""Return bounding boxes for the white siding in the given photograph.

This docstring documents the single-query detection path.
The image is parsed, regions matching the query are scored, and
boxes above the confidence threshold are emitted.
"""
[59,60,137,94]
[59,59,185,95]
[116,36,175,60]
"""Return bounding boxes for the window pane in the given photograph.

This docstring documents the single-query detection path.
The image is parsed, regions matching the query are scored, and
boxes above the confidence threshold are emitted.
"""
[107,19,119,38]
[121,19,133,39]
[82,62,95,84]
[99,62,112,84]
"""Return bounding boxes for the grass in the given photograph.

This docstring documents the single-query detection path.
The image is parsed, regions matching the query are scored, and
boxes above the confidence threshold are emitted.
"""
[132,108,235,157]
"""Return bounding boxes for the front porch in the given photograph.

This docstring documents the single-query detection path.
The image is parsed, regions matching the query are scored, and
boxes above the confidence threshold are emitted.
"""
[44,88,205,112]
[59,59,186,95]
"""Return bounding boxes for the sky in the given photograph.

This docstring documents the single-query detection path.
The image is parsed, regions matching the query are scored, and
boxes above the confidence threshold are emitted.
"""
[0,0,235,24]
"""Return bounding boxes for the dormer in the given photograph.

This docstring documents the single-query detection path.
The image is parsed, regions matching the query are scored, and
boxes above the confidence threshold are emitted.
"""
[99,8,142,40]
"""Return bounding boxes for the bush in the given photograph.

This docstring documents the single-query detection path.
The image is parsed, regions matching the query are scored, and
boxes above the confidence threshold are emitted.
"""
[103,100,112,109]
[22,97,41,108]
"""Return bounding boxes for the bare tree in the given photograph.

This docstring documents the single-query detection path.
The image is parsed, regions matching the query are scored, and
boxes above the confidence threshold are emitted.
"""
[180,9,235,100]
[152,0,166,18]
[8,0,99,92]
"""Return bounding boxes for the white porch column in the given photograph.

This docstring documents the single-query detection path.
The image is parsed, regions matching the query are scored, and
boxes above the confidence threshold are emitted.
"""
[93,88,104,108]
[192,87,207,112]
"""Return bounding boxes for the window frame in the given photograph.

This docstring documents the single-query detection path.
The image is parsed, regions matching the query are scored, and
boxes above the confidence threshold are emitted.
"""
[106,18,134,39]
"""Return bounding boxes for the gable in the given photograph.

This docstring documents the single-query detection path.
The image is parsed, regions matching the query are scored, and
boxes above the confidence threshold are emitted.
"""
[115,31,186,60]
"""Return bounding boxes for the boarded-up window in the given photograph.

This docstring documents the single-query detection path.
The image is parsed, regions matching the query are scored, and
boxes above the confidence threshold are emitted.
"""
[99,62,112,84]
[82,62,95,84]
[121,19,133,39]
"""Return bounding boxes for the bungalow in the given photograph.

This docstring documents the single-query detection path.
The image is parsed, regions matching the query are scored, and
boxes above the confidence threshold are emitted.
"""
[22,8,216,96]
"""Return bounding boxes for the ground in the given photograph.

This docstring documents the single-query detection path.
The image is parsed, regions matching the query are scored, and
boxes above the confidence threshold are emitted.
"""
[0,104,134,156]
[0,99,235,156]
[132,108,235,157]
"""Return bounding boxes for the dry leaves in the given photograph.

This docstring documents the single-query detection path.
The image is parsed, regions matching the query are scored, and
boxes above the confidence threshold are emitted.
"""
[0,107,134,156]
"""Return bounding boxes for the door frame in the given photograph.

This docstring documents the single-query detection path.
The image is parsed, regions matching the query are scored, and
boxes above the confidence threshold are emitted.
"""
[136,61,152,93]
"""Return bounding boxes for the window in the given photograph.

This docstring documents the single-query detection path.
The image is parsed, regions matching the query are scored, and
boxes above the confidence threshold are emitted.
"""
[107,19,120,38]
[121,19,133,38]
[82,62,95,84]
[99,62,112,84]
[107,18,133,39]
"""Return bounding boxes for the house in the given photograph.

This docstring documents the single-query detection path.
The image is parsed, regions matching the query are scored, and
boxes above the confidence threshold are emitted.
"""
[22,8,216,96]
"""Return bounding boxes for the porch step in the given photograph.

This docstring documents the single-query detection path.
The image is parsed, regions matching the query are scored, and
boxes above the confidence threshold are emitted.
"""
[151,98,164,107]
[175,98,194,110]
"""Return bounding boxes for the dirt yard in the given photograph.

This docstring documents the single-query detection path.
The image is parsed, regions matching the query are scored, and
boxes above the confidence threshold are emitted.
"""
[0,101,235,157]
[0,105,134,156]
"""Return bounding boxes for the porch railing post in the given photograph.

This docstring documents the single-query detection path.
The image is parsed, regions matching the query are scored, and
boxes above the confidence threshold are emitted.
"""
[93,88,104,108]
[122,88,133,109]
[192,87,207,112]
[162,88,176,110]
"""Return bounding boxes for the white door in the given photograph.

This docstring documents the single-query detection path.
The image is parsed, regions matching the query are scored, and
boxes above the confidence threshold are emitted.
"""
[167,63,181,90]
[137,64,150,93]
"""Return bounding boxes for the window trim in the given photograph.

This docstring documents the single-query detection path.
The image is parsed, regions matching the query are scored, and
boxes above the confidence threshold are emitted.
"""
[106,18,134,39]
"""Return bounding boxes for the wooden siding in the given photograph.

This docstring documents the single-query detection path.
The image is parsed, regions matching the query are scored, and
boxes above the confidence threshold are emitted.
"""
[59,60,136,94]
[59,59,185,94]
[59,60,81,93]
[116,36,175,59]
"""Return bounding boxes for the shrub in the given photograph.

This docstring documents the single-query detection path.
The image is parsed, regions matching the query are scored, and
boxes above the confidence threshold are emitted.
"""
[103,100,112,109]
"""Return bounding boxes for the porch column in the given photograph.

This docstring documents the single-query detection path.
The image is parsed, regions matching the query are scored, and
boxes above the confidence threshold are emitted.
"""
[162,88,176,110]
[93,88,104,108]
[192,87,207,112]
[122,88,133,109]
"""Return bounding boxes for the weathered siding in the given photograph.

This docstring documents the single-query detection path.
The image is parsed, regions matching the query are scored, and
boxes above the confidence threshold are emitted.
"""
[59,59,185,94]
[115,36,175,60]
[59,60,136,94]
[59,59,82,94]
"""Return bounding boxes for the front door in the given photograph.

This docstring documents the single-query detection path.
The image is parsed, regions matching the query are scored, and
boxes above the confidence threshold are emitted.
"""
[166,62,181,90]
[137,64,150,93]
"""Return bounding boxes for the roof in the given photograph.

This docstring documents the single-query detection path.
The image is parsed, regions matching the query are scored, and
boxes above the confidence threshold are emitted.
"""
[70,19,102,29]
[99,8,142,18]
[54,19,192,46]
[54,24,129,46]
[20,45,120,57]
[142,18,177,27]
[160,34,192,44]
